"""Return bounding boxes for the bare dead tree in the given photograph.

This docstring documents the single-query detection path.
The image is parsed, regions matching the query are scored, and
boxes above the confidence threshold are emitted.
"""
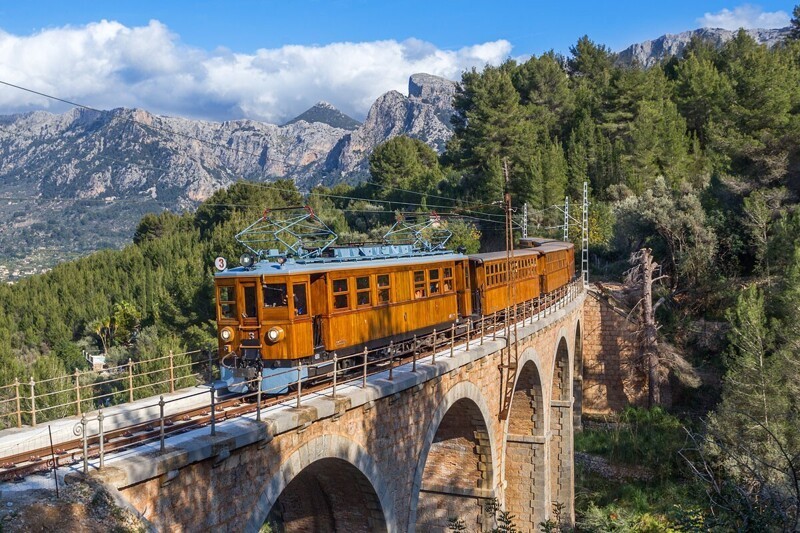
[624,248,669,407]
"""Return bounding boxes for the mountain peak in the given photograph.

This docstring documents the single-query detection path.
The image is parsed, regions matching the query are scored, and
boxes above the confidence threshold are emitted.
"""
[284,102,361,131]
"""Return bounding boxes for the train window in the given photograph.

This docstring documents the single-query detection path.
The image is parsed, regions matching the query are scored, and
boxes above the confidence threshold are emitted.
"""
[429,268,440,294]
[263,283,288,307]
[293,284,307,316]
[443,267,453,292]
[333,278,349,310]
[413,270,426,298]
[377,274,390,303]
[218,286,236,319]
[244,285,257,318]
[356,276,371,306]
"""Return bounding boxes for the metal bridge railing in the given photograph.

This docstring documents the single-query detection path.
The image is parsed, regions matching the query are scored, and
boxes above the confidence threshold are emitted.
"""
[0,348,218,429]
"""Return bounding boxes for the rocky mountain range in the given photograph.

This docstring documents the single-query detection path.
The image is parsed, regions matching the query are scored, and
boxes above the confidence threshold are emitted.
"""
[617,26,791,68]
[0,73,457,279]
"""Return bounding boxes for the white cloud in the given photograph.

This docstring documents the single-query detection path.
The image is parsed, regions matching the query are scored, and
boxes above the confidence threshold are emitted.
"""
[697,4,790,30]
[0,20,512,123]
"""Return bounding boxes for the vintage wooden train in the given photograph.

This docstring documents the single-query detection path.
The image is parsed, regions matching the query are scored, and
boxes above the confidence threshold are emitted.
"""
[215,237,575,393]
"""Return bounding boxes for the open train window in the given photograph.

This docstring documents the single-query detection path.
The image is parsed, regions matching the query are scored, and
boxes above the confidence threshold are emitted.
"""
[293,283,307,316]
[429,268,440,294]
[413,270,426,298]
[218,285,236,319]
[356,276,371,306]
[263,283,288,307]
[333,278,349,310]
[443,267,453,292]
[377,274,390,303]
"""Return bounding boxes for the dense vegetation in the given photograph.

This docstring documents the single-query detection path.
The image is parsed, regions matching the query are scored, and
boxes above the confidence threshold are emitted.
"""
[2,11,800,528]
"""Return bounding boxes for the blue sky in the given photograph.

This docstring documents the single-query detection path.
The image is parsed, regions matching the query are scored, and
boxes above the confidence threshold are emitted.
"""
[0,1,794,122]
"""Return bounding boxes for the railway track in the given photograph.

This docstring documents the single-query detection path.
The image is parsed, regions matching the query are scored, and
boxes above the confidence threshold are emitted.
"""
[0,284,577,484]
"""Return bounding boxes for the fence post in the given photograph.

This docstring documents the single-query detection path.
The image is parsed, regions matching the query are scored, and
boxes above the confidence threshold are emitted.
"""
[97,410,105,470]
[159,396,166,452]
[493,312,498,341]
[128,358,134,403]
[74,369,82,416]
[450,323,455,357]
[29,377,36,427]
[210,385,216,437]
[169,350,175,393]
[362,348,368,387]
[256,374,262,422]
[412,335,417,372]
[296,365,303,409]
[432,329,437,364]
[14,378,21,428]
[481,316,485,346]
[79,414,88,474]
[331,353,338,399]
[466,321,471,352]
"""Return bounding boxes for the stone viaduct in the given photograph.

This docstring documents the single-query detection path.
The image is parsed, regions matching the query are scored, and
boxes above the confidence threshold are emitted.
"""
[97,288,587,532]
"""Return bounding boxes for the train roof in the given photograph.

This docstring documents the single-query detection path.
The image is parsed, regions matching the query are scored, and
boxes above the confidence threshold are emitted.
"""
[519,237,558,247]
[535,241,574,252]
[216,250,466,278]
[467,248,541,264]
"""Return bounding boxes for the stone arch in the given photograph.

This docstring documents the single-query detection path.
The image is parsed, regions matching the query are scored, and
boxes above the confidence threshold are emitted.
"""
[549,333,574,524]
[246,435,396,532]
[504,347,549,528]
[409,381,498,532]
[573,320,583,431]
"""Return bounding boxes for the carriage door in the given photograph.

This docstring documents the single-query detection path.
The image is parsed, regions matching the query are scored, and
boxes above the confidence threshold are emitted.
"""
[241,282,259,327]
[310,274,326,350]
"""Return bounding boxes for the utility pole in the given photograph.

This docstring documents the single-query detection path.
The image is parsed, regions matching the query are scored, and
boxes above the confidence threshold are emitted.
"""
[522,202,528,239]
[500,159,519,419]
[563,196,569,242]
[582,181,589,285]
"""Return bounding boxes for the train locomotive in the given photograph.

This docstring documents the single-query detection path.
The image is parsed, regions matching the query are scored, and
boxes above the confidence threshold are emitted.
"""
[214,209,575,394]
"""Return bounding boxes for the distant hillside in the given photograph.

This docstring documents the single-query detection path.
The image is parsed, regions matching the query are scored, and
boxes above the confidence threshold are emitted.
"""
[617,26,791,67]
[284,101,361,130]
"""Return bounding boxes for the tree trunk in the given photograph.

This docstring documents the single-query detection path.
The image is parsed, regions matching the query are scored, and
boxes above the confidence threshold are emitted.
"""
[641,249,660,407]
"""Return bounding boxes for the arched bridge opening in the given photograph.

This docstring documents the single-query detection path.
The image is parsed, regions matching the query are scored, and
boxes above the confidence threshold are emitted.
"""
[550,336,573,521]
[414,397,494,532]
[265,457,387,533]
[505,357,548,529]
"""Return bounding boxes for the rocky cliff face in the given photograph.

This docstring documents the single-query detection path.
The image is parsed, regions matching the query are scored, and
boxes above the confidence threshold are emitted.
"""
[327,73,456,181]
[617,26,791,68]
[0,73,456,200]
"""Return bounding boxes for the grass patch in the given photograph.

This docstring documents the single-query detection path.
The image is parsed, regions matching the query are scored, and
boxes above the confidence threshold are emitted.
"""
[575,407,711,531]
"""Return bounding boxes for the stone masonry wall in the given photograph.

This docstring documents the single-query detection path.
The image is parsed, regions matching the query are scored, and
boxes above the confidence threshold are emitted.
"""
[582,289,648,414]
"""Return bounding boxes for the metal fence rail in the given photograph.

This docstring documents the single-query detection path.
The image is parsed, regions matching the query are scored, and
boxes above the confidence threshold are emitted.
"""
[0,348,218,429]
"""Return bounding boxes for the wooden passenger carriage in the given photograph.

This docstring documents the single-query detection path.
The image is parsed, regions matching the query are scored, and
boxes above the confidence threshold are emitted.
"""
[214,237,574,393]
[215,248,472,389]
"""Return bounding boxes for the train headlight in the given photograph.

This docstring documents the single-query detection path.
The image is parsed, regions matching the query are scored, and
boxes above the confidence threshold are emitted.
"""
[266,327,284,343]
[240,253,255,268]
[220,327,234,342]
